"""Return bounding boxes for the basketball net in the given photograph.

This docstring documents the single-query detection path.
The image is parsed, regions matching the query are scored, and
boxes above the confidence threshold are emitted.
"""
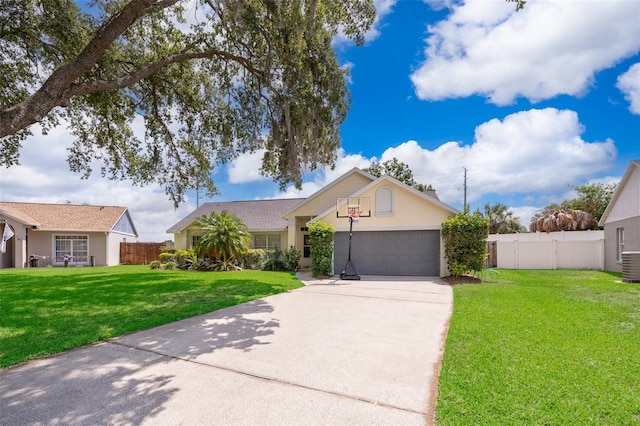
[348,207,362,223]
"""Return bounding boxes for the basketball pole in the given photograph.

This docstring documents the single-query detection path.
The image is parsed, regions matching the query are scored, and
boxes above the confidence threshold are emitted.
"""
[340,211,361,280]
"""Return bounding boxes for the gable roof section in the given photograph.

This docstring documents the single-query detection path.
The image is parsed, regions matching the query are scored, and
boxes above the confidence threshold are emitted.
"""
[167,198,305,233]
[598,159,640,226]
[310,174,459,223]
[283,168,376,218]
[0,202,133,233]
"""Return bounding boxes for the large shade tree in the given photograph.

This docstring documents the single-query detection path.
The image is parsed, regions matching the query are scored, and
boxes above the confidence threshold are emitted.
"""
[0,0,376,205]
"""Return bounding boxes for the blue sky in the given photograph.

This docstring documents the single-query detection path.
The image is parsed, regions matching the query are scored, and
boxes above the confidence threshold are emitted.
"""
[1,0,639,241]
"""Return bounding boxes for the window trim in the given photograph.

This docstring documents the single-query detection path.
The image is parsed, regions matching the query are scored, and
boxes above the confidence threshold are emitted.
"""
[375,185,394,216]
[252,233,282,250]
[52,234,90,266]
[616,227,625,263]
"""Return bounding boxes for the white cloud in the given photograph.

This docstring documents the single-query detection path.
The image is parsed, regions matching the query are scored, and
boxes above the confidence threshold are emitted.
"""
[617,63,640,115]
[0,123,195,242]
[376,108,616,204]
[227,149,267,184]
[510,206,541,228]
[411,0,640,105]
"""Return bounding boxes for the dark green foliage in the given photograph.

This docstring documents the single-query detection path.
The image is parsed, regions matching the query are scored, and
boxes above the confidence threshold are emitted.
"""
[0,0,376,206]
[263,248,287,271]
[363,158,435,192]
[308,221,335,277]
[442,208,489,276]
[483,202,526,234]
[196,211,250,264]
[284,246,302,271]
[238,249,267,270]
[262,246,301,271]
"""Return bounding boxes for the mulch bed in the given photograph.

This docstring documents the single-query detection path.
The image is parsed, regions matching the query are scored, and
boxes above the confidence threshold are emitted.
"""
[442,275,483,285]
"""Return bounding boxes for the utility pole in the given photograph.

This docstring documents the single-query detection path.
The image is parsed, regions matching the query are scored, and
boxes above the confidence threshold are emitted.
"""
[463,167,468,210]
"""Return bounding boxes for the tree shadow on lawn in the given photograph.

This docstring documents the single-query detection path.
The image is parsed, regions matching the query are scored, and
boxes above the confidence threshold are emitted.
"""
[0,298,279,425]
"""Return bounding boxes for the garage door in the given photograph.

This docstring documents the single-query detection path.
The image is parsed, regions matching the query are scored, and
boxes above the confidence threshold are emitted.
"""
[333,230,440,276]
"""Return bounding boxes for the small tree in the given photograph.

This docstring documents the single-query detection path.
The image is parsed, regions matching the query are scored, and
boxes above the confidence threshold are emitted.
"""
[195,211,250,270]
[442,208,489,277]
[363,158,436,192]
[308,221,335,277]
[483,203,526,234]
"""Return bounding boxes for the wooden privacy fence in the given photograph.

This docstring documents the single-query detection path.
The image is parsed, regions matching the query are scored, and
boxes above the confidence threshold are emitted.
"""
[120,242,163,265]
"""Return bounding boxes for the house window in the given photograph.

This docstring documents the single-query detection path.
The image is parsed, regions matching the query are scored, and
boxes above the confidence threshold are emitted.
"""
[192,235,201,248]
[253,233,281,250]
[376,186,393,214]
[616,227,624,262]
[54,235,89,264]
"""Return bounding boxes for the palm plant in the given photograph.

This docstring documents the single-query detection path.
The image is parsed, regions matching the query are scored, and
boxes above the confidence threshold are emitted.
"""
[483,203,526,234]
[529,208,598,232]
[195,211,250,270]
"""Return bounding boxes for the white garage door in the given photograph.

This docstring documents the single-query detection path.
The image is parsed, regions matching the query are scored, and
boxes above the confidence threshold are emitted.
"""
[333,230,440,276]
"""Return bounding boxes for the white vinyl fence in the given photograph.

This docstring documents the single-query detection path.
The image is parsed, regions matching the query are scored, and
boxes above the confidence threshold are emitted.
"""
[487,230,604,270]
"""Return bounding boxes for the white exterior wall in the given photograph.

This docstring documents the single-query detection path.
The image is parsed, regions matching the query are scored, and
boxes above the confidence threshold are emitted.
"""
[493,231,605,270]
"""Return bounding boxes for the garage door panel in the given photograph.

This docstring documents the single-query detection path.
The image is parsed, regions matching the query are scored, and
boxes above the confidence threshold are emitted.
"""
[334,230,439,276]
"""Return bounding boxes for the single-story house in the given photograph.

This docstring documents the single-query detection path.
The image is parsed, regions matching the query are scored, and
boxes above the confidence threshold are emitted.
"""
[167,168,459,276]
[598,159,640,272]
[0,202,138,268]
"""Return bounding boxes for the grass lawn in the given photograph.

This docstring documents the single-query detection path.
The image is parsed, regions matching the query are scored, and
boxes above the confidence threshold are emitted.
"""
[436,269,640,425]
[0,265,302,368]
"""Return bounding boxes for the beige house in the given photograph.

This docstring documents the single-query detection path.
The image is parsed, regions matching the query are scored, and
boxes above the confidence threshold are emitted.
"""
[0,202,138,268]
[169,168,458,276]
[599,159,640,272]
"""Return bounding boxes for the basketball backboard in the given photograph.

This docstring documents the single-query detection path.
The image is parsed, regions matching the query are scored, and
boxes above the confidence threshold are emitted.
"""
[336,197,371,218]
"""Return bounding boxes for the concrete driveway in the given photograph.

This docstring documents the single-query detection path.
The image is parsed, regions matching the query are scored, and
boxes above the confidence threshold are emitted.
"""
[0,274,452,425]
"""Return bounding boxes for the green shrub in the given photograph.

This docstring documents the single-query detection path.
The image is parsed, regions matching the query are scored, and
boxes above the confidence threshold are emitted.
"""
[442,208,489,277]
[309,221,335,277]
[239,249,267,270]
[284,246,301,271]
[263,248,287,271]
[158,252,175,263]
[164,261,175,270]
[149,260,161,269]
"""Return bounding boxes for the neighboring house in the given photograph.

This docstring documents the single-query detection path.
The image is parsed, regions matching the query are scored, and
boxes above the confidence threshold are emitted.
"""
[168,168,458,276]
[598,160,640,272]
[0,202,138,268]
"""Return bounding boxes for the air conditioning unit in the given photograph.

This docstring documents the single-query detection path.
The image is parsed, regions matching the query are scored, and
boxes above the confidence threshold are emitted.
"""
[621,251,640,283]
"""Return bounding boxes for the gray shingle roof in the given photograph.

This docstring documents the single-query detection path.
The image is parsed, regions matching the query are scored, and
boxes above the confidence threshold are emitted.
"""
[166,198,306,233]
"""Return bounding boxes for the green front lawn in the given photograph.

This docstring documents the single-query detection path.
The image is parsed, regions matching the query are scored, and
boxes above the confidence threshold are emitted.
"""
[0,266,302,368]
[436,269,640,425]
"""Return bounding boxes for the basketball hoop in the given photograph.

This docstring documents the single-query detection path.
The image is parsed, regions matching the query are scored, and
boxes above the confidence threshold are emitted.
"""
[336,197,370,281]
[347,207,362,223]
